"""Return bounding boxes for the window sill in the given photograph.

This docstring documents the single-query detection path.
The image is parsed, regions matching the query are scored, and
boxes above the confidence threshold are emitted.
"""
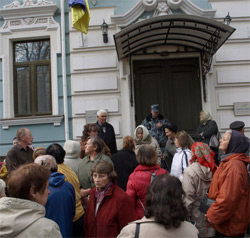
[0,115,64,129]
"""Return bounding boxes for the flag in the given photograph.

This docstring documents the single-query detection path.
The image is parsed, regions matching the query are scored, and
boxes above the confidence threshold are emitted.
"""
[69,0,90,34]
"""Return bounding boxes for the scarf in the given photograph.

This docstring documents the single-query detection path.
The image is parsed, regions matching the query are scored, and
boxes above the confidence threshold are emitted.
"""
[95,182,113,205]
[226,130,249,154]
[190,142,217,174]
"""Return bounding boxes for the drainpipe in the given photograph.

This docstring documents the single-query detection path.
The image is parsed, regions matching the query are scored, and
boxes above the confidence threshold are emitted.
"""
[61,0,69,140]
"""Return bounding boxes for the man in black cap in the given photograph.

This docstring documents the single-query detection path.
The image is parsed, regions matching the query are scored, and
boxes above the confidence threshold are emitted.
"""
[141,104,169,153]
[230,121,250,155]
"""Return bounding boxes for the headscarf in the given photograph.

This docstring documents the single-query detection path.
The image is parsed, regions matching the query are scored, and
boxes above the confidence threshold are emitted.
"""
[190,142,217,174]
[134,125,150,142]
[201,110,212,123]
[226,130,249,154]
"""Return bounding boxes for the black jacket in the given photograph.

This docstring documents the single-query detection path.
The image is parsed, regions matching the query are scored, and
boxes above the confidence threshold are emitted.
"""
[194,120,218,145]
[111,149,138,191]
[96,121,117,154]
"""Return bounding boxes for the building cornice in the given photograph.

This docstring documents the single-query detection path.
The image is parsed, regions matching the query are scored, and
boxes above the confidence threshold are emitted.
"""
[0,115,64,129]
[0,0,57,20]
[111,0,216,27]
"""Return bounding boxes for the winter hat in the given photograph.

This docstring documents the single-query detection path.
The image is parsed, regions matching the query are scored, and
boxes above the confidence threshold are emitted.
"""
[64,140,81,159]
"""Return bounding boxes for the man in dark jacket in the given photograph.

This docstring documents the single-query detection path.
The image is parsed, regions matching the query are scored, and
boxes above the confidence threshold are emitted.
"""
[96,109,117,154]
[141,104,169,153]
[6,128,34,173]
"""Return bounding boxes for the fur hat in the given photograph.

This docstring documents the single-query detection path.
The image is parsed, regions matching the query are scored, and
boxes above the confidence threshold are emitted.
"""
[64,140,81,159]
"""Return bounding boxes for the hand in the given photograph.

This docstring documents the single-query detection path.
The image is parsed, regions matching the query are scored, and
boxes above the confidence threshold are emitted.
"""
[80,188,91,198]
[156,123,162,128]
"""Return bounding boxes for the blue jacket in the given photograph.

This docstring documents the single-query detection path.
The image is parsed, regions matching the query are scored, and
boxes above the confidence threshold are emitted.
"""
[45,172,75,238]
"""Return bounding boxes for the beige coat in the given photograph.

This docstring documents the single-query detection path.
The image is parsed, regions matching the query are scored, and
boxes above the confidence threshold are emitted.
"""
[117,216,198,238]
[134,125,162,165]
[182,162,215,237]
[0,197,62,238]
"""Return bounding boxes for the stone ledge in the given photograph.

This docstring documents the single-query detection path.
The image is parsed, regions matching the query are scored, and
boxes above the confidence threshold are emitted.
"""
[0,115,64,129]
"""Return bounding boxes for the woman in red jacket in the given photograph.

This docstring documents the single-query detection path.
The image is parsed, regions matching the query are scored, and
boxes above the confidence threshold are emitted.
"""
[126,144,167,219]
[84,160,137,238]
[207,130,250,237]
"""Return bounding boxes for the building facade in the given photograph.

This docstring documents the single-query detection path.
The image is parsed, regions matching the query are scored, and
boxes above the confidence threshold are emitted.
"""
[0,0,249,156]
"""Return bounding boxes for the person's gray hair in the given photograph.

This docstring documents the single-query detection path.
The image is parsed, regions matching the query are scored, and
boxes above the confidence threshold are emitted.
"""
[88,136,104,153]
[34,154,58,172]
[97,109,107,116]
[16,128,28,141]
[0,179,6,198]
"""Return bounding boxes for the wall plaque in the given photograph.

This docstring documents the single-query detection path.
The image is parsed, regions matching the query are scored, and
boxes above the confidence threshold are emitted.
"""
[86,110,98,124]
[234,102,250,116]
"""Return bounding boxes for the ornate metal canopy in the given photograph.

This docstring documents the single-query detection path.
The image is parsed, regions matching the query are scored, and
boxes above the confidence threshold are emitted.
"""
[114,14,235,74]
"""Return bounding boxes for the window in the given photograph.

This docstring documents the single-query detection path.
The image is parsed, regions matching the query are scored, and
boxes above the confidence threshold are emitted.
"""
[14,40,51,117]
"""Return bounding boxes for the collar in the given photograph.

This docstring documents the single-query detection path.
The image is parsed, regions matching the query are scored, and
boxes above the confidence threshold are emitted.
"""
[15,143,30,151]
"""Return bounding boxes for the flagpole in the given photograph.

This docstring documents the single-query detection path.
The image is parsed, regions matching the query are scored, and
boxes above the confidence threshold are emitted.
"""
[61,0,69,141]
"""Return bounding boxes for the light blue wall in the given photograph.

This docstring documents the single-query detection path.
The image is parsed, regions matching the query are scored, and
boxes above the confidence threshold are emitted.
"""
[87,0,212,15]
[0,0,73,156]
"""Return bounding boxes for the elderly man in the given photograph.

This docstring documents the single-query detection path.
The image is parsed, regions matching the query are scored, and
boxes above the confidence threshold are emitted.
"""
[6,128,34,173]
[96,109,117,154]
[142,104,169,153]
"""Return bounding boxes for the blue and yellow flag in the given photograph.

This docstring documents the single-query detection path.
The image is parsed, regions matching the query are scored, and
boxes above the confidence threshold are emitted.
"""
[69,0,90,34]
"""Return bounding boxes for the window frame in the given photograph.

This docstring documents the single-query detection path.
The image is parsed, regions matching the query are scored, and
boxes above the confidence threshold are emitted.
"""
[13,39,52,117]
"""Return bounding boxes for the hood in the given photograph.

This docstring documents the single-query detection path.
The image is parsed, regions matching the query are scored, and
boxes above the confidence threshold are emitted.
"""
[222,153,250,165]
[49,172,65,187]
[0,197,45,237]
[134,125,150,142]
[189,162,213,182]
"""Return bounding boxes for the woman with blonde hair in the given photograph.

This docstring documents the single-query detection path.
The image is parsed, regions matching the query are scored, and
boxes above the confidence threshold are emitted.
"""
[170,130,192,181]
[33,147,46,160]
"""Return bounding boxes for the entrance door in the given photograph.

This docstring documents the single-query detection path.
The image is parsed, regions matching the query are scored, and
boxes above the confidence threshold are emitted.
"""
[133,58,202,136]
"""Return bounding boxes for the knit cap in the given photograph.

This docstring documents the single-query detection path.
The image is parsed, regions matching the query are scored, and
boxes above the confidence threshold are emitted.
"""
[64,140,81,159]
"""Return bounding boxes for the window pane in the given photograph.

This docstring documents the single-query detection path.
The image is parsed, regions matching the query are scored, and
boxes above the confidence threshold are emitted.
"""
[16,67,31,114]
[15,40,50,62]
[36,65,51,113]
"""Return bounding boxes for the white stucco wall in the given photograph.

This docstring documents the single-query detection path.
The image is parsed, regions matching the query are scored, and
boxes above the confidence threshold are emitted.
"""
[208,0,250,138]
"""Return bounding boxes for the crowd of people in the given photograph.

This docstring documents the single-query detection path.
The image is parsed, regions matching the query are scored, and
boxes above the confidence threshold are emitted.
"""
[0,106,250,238]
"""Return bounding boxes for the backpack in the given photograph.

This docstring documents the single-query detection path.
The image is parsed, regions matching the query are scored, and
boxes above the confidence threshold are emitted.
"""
[145,169,159,184]
[137,169,159,211]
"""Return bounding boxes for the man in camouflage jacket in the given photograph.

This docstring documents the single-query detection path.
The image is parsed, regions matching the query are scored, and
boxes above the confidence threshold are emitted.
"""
[142,104,169,153]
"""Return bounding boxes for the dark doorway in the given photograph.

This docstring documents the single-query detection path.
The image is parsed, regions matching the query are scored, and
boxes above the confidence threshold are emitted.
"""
[133,58,202,137]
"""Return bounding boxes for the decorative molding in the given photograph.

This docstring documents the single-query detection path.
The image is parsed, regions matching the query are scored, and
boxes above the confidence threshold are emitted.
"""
[0,0,57,22]
[155,1,172,16]
[0,0,60,119]
[0,115,64,129]
[142,0,158,12]
[111,0,216,27]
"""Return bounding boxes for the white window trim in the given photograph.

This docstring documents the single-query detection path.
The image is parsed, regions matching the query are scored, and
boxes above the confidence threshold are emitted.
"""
[0,0,61,128]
